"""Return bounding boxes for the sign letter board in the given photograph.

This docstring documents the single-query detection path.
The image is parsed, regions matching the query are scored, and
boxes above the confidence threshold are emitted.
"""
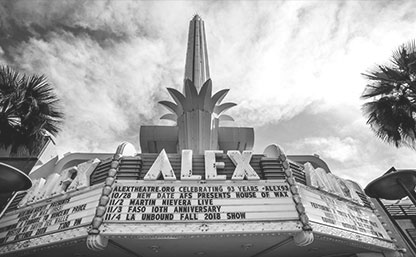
[104,180,298,223]
[299,186,390,240]
[0,187,102,246]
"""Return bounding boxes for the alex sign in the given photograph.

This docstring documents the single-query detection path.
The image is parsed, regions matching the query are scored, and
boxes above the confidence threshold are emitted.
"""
[143,149,260,181]
[18,159,100,208]
[17,149,259,208]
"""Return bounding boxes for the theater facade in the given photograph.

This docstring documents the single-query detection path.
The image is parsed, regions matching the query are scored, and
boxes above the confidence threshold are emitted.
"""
[0,15,405,257]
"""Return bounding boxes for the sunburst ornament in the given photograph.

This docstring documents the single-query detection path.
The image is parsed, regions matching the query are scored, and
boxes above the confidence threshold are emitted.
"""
[159,79,236,122]
[158,79,236,153]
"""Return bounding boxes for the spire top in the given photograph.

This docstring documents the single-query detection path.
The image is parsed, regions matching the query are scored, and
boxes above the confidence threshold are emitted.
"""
[184,14,210,92]
[192,14,201,20]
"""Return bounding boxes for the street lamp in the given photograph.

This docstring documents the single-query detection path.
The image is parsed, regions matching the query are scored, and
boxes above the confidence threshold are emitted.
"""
[0,162,32,193]
[365,169,416,204]
[365,168,416,255]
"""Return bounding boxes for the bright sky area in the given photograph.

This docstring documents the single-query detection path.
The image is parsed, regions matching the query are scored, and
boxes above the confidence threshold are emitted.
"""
[1,0,415,186]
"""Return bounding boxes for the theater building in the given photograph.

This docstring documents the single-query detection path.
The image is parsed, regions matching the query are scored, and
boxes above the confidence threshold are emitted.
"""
[0,15,406,257]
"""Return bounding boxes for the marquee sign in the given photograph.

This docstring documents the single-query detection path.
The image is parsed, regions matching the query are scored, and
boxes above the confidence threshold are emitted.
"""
[303,163,366,205]
[0,187,102,245]
[17,159,100,208]
[104,180,298,223]
[143,150,260,181]
[299,185,390,240]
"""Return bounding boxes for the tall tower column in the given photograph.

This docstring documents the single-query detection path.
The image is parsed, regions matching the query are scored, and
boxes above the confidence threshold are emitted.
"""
[184,15,210,92]
[150,15,247,155]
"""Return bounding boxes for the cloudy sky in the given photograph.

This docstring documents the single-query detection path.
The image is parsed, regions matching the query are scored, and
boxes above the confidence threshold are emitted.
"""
[1,0,415,186]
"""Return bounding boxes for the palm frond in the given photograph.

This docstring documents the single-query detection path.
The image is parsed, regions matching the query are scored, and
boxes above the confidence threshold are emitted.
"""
[159,79,236,122]
[198,79,213,111]
[167,88,186,108]
[0,65,63,155]
[158,101,179,115]
[184,79,198,103]
[219,114,234,122]
[361,83,395,99]
[214,102,236,115]
[210,89,229,110]
[160,113,177,122]
[0,66,21,95]
[362,95,416,148]
[361,40,416,149]
[392,40,416,71]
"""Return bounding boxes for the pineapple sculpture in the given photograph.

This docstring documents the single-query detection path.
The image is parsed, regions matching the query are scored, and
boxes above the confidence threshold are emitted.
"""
[159,79,236,154]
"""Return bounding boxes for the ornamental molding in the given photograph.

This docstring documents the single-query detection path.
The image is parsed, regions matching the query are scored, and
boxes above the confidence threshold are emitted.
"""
[0,226,88,256]
[89,142,136,235]
[100,221,302,239]
[263,144,313,235]
[293,230,314,246]
[86,234,108,251]
[311,222,397,250]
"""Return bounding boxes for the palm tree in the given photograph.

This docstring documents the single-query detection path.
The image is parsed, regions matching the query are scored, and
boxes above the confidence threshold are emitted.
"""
[0,66,63,155]
[362,40,416,148]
